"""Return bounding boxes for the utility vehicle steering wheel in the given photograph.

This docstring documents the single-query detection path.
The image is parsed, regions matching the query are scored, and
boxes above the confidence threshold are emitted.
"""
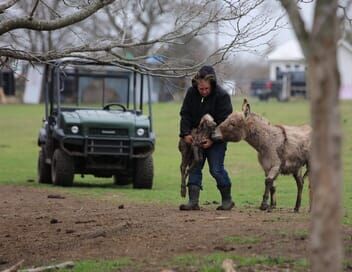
[103,103,127,111]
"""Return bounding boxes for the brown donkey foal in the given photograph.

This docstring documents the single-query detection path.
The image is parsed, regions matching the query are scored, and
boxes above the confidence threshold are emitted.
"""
[211,99,311,212]
[178,115,217,198]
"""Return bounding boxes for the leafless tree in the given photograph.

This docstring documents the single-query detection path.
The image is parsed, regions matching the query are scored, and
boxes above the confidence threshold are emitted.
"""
[221,55,269,94]
[3,1,74,53]
[0,0,283,77]
[0,0,115,68]
[279,1,351,271]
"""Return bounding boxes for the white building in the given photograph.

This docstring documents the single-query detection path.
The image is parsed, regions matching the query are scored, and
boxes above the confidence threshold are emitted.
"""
[267,39,352,99]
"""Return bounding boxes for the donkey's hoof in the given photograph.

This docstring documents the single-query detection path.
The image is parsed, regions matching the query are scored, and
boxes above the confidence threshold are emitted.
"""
[294,207,300,213]
[260,203,269,211]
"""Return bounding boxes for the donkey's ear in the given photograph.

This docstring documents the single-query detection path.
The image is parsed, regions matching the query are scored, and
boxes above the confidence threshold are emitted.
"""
[243,99,250,118]
[242,98,248,111]
[244,103,251,117]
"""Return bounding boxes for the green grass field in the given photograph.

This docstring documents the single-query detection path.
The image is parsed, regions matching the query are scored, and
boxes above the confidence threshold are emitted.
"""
[0,98,351,223]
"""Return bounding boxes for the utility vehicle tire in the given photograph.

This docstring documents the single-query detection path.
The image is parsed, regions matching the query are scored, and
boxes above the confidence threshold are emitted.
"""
[52,149,74,187]
[37,149,52,184]
[133,155,153,189]
[113,175,132,186]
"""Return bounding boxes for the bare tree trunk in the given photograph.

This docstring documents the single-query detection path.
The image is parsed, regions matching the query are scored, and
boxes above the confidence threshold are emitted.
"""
[308,43,343,272]
[307,2,343,271]
[279,1,343,271]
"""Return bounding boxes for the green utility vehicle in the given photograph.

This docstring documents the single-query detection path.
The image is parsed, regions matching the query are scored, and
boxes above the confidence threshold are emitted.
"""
[37,59,155,188]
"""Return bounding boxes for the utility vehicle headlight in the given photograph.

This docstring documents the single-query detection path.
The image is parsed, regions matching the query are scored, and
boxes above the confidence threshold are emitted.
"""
[71,125,79,134]
[136,128,145,137]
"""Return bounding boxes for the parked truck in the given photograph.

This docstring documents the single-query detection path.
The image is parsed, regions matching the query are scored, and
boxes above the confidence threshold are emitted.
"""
[250,71,306,101]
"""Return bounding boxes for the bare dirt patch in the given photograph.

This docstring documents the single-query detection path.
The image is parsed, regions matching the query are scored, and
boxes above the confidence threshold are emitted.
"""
[0,185,351,271]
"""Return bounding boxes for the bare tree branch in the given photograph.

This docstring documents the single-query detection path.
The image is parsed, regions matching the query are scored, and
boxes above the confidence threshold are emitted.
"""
[279,0,310,55]
[0,0,281,79]
[0,0,114,35]
[0,0,19,13]
[104,6,125,35]
[338,1,352,24]
[0,2,219,57]
[29,0,40,19]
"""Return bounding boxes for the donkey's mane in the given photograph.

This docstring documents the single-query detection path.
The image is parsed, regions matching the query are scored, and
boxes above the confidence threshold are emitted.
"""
[249,112,271,126]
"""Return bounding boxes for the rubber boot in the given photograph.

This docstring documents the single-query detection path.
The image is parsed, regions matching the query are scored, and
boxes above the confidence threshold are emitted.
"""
[216,185,235,210]
[179,185,200,210]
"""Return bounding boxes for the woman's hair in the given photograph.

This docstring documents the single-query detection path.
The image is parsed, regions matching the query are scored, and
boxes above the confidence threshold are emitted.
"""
[191,65,217,90]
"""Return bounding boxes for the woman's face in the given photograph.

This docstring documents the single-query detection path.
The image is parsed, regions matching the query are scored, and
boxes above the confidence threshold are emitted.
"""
[197,79,211,97]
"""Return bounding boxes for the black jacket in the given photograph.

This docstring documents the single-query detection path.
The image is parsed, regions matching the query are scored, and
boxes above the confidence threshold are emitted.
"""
[179,84,233,137]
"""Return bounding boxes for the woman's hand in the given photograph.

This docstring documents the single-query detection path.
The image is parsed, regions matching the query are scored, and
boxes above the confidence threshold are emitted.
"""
[184,135,193,144]
[201,139,213,149]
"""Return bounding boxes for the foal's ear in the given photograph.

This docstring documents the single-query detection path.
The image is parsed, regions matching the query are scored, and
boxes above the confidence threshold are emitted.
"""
[242,98,250,118]
[199,114,215,127]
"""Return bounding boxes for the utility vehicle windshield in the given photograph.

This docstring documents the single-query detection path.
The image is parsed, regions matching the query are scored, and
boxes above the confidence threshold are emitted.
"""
[55,65,131,109]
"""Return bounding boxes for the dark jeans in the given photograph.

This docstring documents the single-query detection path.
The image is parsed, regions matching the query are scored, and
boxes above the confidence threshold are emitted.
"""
[188,142,231,188]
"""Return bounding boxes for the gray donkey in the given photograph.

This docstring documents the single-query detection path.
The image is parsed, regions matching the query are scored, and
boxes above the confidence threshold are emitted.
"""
[211,99,311,212]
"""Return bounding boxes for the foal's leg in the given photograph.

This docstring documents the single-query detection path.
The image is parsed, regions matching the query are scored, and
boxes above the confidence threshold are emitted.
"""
[179,141,192,198]
[293,172,304,212]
